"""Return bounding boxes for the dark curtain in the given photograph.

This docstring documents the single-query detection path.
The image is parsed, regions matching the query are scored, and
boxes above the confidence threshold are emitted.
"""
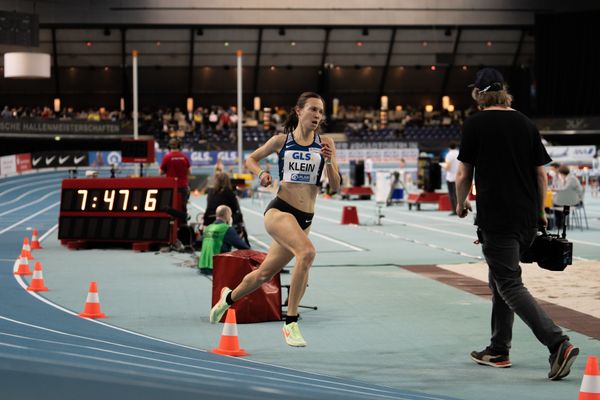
[535,11,600,116]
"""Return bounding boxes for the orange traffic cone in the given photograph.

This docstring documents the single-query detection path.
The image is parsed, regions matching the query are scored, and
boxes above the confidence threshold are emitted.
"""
[212,309,249,357]
[31,229,42,250]
[14,254,32,275]
[579,356,600,400]
[79,281,106,318]
[27,262,48,292]
[21,238,34,260]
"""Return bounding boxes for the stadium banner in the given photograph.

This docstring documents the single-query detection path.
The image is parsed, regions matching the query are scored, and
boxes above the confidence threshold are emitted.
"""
[336,148,419,165]
[16,153,32,173]
[88,151,123,167]
[0,155,17,176]
[0,119,123,134]
[545,145,597,163]
[156,150,239,167]
[31,151,89,169]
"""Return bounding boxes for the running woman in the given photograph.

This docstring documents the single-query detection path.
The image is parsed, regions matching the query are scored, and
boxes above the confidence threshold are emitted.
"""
[209,92,340,347]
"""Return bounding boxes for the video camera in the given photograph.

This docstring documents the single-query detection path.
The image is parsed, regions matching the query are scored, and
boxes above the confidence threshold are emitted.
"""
[520,206,573,271]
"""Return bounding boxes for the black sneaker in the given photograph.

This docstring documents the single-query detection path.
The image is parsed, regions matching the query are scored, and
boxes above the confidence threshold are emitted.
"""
[548,340,579,380]
[470,347,512,368]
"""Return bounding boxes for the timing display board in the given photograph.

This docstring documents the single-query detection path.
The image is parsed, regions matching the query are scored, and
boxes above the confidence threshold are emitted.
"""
[58,177,178,244]
[121,138,155,163]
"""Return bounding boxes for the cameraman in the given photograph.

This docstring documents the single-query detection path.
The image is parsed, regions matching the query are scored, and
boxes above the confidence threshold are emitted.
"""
[455,68,578,380]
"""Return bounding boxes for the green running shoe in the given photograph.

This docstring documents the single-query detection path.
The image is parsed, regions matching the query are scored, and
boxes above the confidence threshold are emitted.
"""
[209,287,231,324]
[282,322,307,347]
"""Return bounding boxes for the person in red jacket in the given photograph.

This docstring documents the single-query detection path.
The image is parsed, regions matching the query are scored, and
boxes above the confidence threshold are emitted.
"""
[160,138,191,222]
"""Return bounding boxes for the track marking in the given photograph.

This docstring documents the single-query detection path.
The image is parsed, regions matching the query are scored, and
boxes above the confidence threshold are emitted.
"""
[0,321,433,399]
[0,184,60,207]
[325,197,475,226]
[39,224,58,241]
[0,177,62,198]
[0,190,59,216]
[316,203,475,239]
[0,202,60,235]
[0,172,64,189]
[240,206,365,252]
[247,234,269,249]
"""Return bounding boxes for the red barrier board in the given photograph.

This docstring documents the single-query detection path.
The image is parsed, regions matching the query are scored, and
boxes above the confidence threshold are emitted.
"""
[212,250,281,324]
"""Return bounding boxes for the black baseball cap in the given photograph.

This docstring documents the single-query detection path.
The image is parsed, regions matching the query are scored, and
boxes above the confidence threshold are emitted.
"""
[469,68,505,92]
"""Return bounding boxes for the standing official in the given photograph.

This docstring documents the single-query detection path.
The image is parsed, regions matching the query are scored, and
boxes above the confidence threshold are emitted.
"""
[160,138,191,222]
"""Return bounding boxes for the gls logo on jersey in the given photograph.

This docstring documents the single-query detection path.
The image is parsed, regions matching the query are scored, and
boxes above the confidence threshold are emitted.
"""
[292,152,311,161]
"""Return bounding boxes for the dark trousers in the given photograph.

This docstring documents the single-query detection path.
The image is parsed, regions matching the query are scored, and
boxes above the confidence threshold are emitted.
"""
[178,187,190,224]
[447,181,457,212]
[480,228,568,355]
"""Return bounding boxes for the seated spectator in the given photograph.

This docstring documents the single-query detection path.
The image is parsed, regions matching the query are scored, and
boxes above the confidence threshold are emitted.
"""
[203,171,242,227]
[198,205,250,275]
[553,165,584,228]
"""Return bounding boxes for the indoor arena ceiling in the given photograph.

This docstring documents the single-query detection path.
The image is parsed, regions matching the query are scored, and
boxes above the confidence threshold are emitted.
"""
[1,1,598,69]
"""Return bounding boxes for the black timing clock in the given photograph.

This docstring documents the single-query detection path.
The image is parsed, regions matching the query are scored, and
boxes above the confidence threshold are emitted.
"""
[58,177,179,244]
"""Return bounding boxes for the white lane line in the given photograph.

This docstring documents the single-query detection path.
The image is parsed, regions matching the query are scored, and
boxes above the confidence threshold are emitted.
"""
[323,199,600,249]
[324,197,475,226]
[308,230,365,251]
[0,202,60,235]
[39,224,58,242]
[9,274,206,353]
[0,332,403,398]
[277,203,480,260]
[0,190,59,216]
[573,256,592,261]
[241,205,365,252]
[0,177,61,198]
[571,238,600,248]
[357,225,483,260]
[247,234,270,249]
[0,321,417,399]
[0,173,63,189]
[316,203,477,240]
[56,352,416,399]
[0,184,59,207]
[0,341,28,350]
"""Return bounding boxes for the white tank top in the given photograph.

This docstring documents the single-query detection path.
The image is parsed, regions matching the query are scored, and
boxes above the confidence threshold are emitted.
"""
[278,132,325,185]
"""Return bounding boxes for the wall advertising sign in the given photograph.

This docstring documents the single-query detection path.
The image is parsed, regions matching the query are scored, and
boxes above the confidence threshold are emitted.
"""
[545,145,597,163]
[88,151,122,167]
[156,150,239,167]
[31,151,89,168]
[0,155,17,176]
[16,153,32,172]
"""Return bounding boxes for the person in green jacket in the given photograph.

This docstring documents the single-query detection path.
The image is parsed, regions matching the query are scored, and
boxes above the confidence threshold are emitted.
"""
[198,205,250,275]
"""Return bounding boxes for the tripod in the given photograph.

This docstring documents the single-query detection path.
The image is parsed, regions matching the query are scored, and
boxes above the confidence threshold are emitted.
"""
[281,284,318,320]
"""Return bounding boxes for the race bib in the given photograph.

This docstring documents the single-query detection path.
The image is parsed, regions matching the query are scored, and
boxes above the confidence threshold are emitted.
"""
[282,149,321,184]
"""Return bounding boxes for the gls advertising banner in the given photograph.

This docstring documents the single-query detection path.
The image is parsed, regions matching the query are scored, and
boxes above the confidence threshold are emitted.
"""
[31,151,89,168]
[156,150,239,166]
